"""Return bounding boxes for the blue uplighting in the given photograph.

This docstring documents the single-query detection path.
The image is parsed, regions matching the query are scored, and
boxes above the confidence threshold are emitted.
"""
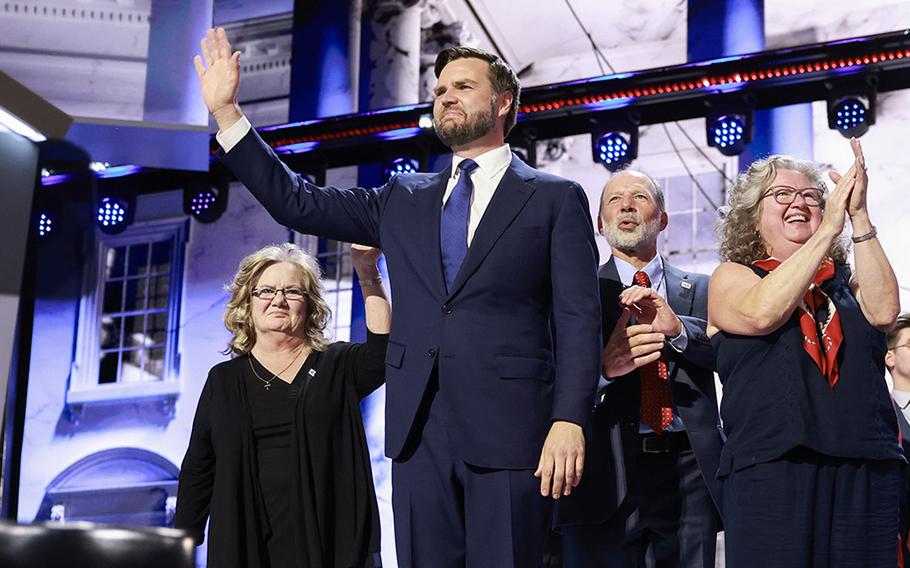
[384,157,418,180]
[596,132,631,167]
[38,212,53,237]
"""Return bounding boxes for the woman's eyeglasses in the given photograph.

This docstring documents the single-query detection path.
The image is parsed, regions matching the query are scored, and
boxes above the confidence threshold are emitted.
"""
[251,287,306,301]
[764,186,824,207]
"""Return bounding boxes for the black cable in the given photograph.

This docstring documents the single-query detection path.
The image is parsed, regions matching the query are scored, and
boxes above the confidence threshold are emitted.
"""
[673,122,736,187]
[661,123,720,210]
[563,0,613,75]
[562,0,724,211]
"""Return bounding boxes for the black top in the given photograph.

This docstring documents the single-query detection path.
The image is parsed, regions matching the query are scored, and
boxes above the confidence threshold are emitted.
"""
[176,332,388,568]
[713,264,903,476]
[243,353,320,568]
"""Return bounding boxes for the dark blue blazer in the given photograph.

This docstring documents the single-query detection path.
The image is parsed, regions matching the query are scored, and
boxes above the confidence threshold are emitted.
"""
[220,129,602,469]
[557,257,723,525]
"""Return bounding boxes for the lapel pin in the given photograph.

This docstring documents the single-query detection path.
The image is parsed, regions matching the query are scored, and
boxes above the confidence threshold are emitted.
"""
[308,369,317,377]
[680,281,692,290]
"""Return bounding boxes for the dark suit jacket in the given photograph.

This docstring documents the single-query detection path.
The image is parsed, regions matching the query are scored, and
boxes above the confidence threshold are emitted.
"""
[557,257,723,526]
[220,129,602,469]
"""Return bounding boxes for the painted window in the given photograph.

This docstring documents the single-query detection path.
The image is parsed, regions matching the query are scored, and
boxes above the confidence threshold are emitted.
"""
[69,219,187,405]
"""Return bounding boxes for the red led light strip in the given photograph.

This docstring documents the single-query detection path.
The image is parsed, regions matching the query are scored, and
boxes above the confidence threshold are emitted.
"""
[270,120,421,149]
[257,46,910,150]
[519,49,910,114]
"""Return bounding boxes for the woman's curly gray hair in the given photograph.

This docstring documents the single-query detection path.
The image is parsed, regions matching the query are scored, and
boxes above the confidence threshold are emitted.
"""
[223,243,331,355]
[717,154,849,265]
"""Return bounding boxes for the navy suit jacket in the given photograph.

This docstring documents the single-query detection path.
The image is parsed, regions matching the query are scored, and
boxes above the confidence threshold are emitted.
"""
[557,257,723,526]
[220,129,602,469]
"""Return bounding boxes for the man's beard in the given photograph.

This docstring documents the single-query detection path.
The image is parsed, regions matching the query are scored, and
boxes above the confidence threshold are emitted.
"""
[434,98,497,148]
[603,213,662,254]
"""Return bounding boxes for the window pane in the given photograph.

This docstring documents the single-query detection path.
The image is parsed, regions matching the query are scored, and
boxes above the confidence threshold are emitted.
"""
[148,276,170,309]
[148,312,168,345]
[121,349,145,382]
[100,316,122,350]
[150,238,173,275]
[127,244,149,277]
[145,348,165,380]
[105,246,126,279]
[124,315,146,349]
[125,278,148,312]
[102,281,124,314]
[99,352,119,384]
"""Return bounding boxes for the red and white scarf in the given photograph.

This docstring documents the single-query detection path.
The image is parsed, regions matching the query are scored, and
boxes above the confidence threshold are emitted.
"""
[753,257,844,387]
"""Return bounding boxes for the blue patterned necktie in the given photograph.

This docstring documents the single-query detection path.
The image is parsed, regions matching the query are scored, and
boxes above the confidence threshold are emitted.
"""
[440,159,479,291]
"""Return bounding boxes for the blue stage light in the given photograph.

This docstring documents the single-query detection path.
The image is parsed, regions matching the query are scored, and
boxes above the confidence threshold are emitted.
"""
[183,184,228,224]
[384,157,419,180]
[591,124,638,172]
[705,109,752,157]
[96,196,129,234]
[829,96,870,138]
[37,212,53,237]
[596,132,631,170]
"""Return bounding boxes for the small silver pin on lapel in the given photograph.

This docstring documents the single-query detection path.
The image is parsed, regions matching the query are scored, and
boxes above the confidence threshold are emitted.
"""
[680,281,692,290]
[308,369,317,377]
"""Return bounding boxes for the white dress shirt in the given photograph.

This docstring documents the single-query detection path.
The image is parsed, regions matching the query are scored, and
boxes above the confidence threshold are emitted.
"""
[446,147,512,246]
[893,389,910,426]
[610,254,688,434]
[216,116,513,247]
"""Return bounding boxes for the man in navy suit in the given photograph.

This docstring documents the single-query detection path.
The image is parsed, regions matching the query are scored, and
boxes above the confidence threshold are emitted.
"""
[557,170,722,568]
[194,28,601,567]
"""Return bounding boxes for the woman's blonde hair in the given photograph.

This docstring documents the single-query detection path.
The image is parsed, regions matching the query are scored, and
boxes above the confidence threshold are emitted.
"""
[717,154,849,265]
[223,243,331,355]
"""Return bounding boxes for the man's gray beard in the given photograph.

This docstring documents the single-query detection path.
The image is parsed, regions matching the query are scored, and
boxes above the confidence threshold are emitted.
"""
[434,101,496,148]
[604,219,661,254]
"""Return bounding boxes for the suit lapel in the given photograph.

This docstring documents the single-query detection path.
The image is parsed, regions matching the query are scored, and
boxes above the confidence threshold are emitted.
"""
[599,258,626,345]
[662,261,696,379]
[411,167,450,299]
[445,156,536,300]
[664,262,695,316]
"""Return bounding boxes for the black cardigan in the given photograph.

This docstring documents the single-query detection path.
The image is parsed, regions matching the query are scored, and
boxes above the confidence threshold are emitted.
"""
[175,332,388,568]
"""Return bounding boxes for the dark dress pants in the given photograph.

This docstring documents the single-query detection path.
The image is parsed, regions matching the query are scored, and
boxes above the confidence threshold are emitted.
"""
[562,441,718,568]
[724,447,901,568]
[392,377,552,568]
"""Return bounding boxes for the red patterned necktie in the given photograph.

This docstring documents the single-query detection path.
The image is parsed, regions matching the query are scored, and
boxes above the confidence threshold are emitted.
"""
[633,270,673,434]
[753,258,843,387]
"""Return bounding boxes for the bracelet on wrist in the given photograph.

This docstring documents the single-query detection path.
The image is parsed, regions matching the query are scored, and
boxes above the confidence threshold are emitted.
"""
[358,276,383,287]
[851,225,877,244]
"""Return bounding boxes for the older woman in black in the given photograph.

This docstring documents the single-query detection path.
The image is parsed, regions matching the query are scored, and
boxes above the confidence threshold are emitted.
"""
[708,139,903,567]
[176,243,390,568]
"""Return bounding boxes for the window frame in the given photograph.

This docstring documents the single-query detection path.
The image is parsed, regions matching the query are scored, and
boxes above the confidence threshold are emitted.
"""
[67,218,188,405]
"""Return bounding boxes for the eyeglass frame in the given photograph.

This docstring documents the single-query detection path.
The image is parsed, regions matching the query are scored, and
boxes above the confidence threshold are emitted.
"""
[251,286,307,301]
[762,185,826,207]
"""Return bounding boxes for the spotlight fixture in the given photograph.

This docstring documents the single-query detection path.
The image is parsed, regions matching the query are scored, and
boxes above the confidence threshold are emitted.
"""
[591,117,639,172]
[37,211,54,237]
[705,100,754,156]
[827,95,875,138]
[96,195,132,235]
[183,183,229,224]
[383,157,419,180]
[826,79,878,139]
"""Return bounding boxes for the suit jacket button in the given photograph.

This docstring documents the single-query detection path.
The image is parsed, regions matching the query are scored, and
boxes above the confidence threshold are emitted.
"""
[427,348,437,358]
[442,304,453,314]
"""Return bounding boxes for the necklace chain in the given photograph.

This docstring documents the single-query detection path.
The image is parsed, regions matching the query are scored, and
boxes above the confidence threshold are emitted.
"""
[249,347,304,390]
